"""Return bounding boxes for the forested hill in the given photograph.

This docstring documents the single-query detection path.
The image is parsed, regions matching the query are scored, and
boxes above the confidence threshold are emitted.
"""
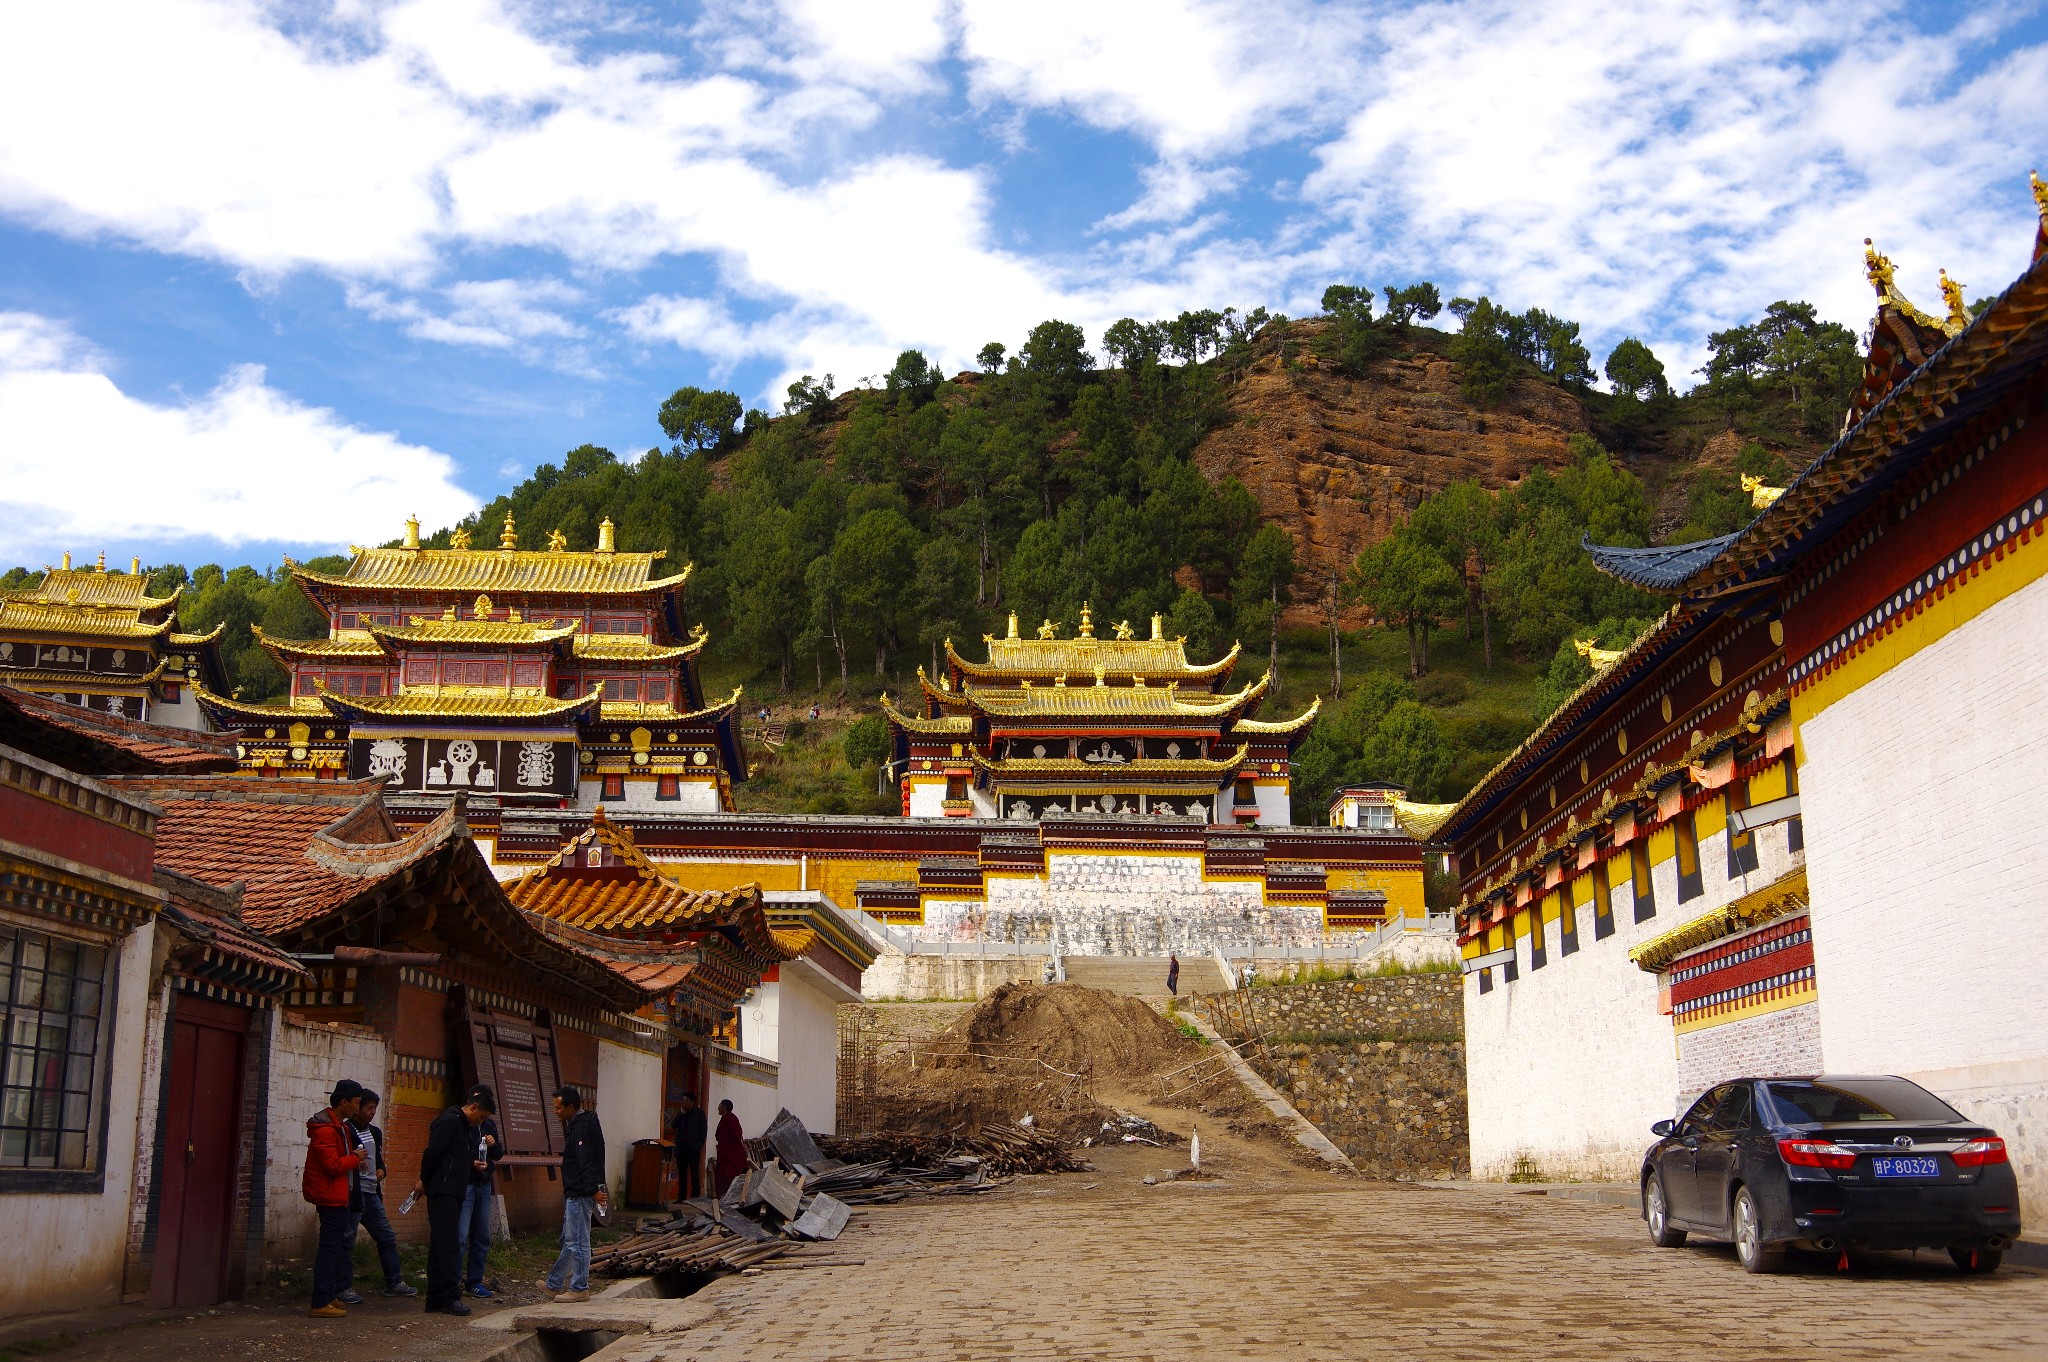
[4,285,1866,814]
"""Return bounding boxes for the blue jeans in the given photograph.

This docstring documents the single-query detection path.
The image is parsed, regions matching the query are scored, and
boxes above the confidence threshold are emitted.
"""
[311,1205,355,1307]
[456,1181,494,1288]
[546,1197,595,1293]
[350,1191,404,1287]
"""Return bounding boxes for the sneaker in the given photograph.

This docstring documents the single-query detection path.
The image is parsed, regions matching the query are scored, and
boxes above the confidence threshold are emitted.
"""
[337,1291,364,1305]
[552,1289,591,1303]
[424,1301,472,1317]
[383,1282,419,1297]
[466,1283,493,1299]
[308,1303,347,1318]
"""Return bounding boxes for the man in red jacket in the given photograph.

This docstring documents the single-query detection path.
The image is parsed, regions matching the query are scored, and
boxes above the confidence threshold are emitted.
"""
[304,1078,368,1317]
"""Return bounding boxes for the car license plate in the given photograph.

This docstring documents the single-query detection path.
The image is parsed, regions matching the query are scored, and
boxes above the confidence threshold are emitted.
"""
[1872,1156,1940,1179]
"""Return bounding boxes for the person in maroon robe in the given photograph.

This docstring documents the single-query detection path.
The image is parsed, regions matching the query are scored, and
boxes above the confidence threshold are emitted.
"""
[712,1099,749,1197]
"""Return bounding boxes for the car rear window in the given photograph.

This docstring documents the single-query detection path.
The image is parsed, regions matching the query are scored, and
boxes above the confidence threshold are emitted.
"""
[1765,1079,1962,1123]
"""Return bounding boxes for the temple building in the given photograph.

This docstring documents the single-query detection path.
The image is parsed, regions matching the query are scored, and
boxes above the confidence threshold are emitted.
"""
[1439,180,2048,1228]
[196,515,746,814]
[881,606,1318,825]
[0,554,226,728]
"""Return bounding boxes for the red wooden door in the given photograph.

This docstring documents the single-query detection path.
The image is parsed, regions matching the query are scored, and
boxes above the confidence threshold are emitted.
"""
[151,999,248,1308]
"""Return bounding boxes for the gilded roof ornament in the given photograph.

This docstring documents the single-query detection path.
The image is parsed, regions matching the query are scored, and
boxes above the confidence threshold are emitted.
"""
[1093,664,1106,687]
[547,528,568,553]
[1740,473,1786,509]
[499,514,518,551]
[404,515,421,550]
[474,593,493,618]
[1937,269,1971,335]
[1006,612,1020,639]
[1862,237,1945,331]
[1150,613,1164,640]
[1077,603,1095,638]
[1573,638,1625,670]
[596,517,617,554]
[60,551,71,570]
[129,556,141,576]
[1113,619,1134,640]
[449,528,472,550]
[95,551,105,572]
[1038,618,1057,639]
[2034,169,2048,220]
[441,603,457,623]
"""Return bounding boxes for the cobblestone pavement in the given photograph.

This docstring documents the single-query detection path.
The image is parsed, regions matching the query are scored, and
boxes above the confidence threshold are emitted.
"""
[660,1142,2048,1362]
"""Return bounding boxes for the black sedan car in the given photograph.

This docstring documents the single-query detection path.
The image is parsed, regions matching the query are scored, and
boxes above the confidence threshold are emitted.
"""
[1640,1074,2023,1273]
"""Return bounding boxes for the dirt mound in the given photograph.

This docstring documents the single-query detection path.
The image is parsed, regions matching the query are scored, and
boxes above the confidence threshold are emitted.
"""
[937,982,1204,1078]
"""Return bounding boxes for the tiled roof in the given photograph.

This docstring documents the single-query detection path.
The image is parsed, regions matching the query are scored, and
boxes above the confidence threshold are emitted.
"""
[293,548,691,596]
[962,672,1268,719]
[949,633,1240,681]
[316,688,604,721]
[1391,799,1460,841]
[168,623,225,647]
[878,696,974,735]
[251,628,386,661]
[156,870,309,988]
[970,743,1250,776]
[596,687,740,726]
[1234,696,1323,735]
[106,777,405,934]
[191,688,325,719]
[0,656,168,688]
[0,598,175,640]
[1581,534,1743,591]
[372,619,581,647]
[5,567,180,612]
[0,683,239,774]
[573,634,706,662]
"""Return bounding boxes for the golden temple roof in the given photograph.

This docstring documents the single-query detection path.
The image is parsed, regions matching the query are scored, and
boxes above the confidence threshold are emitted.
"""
[293,546,691,597]
[0,656,169,689]
[251,626,385,662]
[1235,696,1322,734]
[0,597,176,640]
[597,686,741,726]
[947,607,1242,683]
[963,672,1269,720]
[1628,867,1808,974]
[1391,798,1459,841]
[573,634,706,663]
[191,687,326,718]
[315,687,604,722]
[7,566,181,614]
[372,619,581,647]
[878,695,975,735]
[168,622,226,648]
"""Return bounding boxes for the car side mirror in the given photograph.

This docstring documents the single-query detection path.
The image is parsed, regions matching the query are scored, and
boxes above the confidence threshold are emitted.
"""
[1651,1119,1674,1137]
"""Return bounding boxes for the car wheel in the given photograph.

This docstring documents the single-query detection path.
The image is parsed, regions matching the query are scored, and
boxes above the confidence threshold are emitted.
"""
[1949,1247,2003,1274]
[1644,1172,1686,1248]
[1732,1187,1784,1274]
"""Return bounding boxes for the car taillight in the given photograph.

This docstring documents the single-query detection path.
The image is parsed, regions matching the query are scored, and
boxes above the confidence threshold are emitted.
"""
[1952,1138,2008,1168]
[1778,1137,1857,1170]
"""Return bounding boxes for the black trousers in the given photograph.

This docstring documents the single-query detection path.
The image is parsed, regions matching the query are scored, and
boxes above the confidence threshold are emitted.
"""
[677,1145,705,1200]
[425,1193,464,1309]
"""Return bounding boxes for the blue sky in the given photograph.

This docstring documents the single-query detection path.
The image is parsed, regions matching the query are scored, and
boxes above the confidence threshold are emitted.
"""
[2,0,2046,571]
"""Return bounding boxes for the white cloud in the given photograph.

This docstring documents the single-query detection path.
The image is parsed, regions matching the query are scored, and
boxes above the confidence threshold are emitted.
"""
[1096,160,1244,231]
[0,313,477,560]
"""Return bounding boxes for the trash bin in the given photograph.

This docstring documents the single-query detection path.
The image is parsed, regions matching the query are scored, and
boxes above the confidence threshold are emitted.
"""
[628,1138,669,1208]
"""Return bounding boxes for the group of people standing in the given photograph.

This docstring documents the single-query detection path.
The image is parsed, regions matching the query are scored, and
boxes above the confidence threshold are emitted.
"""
[668,1092,750,1200]
[302,1078,608,1318]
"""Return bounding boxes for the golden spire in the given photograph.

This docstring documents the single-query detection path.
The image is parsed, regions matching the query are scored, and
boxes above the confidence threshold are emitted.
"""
[596,517,617,554]
[95,551,105,572]
[1938,269,1970,335]
[450,527,472,550]
[404,514,421,550]
[1150,612,1164,641]
[130,556,141,576]
[1077,602,1094,638]
[60,551,71,570]
[499,513,517,551]
[546,528,568,553]
[1007,611,1019,639]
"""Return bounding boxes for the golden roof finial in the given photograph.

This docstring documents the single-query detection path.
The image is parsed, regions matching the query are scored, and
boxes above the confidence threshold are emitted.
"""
[449,527,472,550]
[1037,618,1057,640]
[1113,619,1134,640]
[1740,473,1785,509]
[546,528,567,553]
[474,593,493,618]
[596,517,616,554]
[60,551,70,570]
[130,556,141,576]
[1863,237,1895,294]
[507,605,523,623]
[95,551,105,572]
[441,603,457,623]
[404,514,420,550]
[1077,602,1094,638]
[1938,269,1970,335]
[2034,169,2048,218]
[1573,638,1625,670]
[1150,612,1164,641]
[499,513,517,551]
[1093,664,1105,687]
[1007,611,1019,639]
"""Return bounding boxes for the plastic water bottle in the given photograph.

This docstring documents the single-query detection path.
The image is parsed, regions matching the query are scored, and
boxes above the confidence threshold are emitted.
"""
[398,1190,419,1216]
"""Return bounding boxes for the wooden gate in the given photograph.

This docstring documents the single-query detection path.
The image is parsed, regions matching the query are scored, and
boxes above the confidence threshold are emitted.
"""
[151,996,248,1308]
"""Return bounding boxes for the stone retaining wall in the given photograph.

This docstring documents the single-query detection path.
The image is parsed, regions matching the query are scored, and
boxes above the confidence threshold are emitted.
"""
[1199,975,1467,1180]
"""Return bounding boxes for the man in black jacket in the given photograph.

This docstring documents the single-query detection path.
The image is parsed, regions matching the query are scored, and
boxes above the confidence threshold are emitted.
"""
[671,1092,706,1200]
[412,1084,496,1316]
[543,1085,607,1303]
[456,1107,506,1298]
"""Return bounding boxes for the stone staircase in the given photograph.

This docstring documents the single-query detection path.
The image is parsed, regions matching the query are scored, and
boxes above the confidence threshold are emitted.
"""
[1060,954,1231,999]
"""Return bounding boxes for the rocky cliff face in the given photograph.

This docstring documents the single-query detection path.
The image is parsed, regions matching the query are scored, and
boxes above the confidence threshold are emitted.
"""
[1196,326,1592,623]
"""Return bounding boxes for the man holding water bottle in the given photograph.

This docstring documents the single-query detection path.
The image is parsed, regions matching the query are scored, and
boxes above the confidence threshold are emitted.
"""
[413,1084,497,1316]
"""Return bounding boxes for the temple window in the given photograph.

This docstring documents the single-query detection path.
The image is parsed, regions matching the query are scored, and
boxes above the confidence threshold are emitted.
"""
[1675,810,1704,902]
[337,612,357,630]
[600,774,625,801]
[1360,803,1396,831]
[556,679,577,699]
[0,926,108,1174]
[614,678,640,702]
[656,774,679,800]
[1630,841,1656,922]
[1725,780,1760,879]
[645,679,667,703]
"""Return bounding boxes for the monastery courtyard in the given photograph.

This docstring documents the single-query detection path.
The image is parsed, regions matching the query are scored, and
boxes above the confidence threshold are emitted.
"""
[18,1122,2039,1362]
